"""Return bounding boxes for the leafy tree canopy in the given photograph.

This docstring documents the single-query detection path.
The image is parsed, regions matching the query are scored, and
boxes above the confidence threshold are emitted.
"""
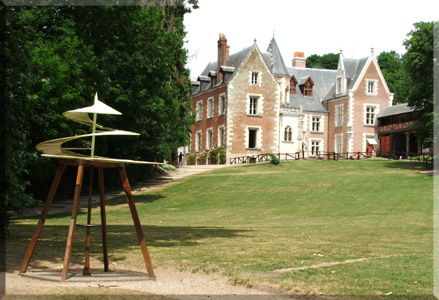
[403,21,436,145]
[1,2,197,214]
[306,53,339,70]
[377,50,411,104]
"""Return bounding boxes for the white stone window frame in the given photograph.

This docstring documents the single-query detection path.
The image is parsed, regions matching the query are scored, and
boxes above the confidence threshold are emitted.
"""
[250,71,261,86]
[218,125,225,147]
[206,128,213,150]
[247,94,263,116]
[196,100,203,121]
[335,104,344,127]
[246,125,262,150]
[207,97,214,119]
[311,115,322,132]
[365,79,378,96]
[195,130,202,153]
[218,93,226,116]
[363,103,379,126]
[334,133,343,154]
[309,138,323,157]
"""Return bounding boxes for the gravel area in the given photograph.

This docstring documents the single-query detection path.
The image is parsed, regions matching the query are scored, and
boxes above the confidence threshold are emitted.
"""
[5,265,291,299]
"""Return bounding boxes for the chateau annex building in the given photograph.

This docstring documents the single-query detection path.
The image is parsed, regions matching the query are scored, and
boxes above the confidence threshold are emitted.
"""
[188,34,394,161]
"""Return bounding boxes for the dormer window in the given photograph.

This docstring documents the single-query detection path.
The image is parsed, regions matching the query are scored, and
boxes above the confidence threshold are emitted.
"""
[301,77,314,97]
[290,76,298,95]
[304,81,313,96]
[297,77,314,97]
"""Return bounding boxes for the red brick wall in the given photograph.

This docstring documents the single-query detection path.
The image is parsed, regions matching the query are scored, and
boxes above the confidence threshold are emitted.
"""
[190,86,227,153]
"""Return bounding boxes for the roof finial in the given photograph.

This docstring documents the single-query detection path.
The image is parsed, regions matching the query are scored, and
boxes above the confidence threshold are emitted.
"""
[339,48,343,55]
[371,46,374,54]
[254,38,257,45]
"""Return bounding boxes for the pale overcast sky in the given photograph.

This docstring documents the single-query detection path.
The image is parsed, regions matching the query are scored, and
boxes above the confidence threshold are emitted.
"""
[184,0,438,79]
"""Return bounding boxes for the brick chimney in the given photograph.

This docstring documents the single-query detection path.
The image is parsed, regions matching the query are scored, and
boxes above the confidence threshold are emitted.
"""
[292,51,306,68]
[217,33,230,82]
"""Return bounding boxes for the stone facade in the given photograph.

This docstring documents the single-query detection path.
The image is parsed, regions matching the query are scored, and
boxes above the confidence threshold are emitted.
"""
[189,35,394,162]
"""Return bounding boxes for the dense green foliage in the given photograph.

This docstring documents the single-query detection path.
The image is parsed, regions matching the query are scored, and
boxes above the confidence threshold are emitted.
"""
[1,3,197,213]
[306,53,339,69]
[377,50,411,104]
[403,21,436,146]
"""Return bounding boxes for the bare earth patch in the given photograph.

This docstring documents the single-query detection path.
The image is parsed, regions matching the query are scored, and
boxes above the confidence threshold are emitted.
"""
[5,264,291,299]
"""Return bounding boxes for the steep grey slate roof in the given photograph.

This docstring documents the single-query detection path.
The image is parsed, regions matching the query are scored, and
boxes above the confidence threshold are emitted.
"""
[199,46,253,79]
[288,67,336,100]
[345,57,368,90]
[281,67,334,112]
[265,37,289,77]
[194,38,289,95]
[376,103,415,118]
[282,67,337,113]
[324,56,369,100]
[286,95,328,113]
[200,61,217,77]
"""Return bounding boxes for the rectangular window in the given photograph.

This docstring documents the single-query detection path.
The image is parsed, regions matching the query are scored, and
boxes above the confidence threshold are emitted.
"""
[365,106,376,125]
[218,126,225,147]
[311,140,320,156]
[335,134,343,154]
[312,116,321,132]
[336,77,342,94]
[249,97,258,115]
[367,81,375,94]
[366,79,378,95]
[304,82,313,96]
[196,101,203,121]
[207,98,213,118]
[207,129,213,150]
[335,105,343,127]
[248,129,258,149]
[196,131,202,152]
[219,95,226,115]
[251,72,258,85]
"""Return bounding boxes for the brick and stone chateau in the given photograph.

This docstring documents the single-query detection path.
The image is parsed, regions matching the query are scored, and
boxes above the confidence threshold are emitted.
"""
[188,34,394,161]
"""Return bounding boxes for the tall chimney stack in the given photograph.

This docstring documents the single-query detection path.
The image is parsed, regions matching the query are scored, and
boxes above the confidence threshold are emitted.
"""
[292,51,306,68]
[218,33,230,82]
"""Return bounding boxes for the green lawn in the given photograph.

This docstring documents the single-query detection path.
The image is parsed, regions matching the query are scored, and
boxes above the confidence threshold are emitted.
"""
[10,160,434,297]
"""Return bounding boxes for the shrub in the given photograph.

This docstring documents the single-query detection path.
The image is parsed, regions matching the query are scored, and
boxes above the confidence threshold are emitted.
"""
[218,146,226,164]
[187,154,196,165]
[267,153,280,165]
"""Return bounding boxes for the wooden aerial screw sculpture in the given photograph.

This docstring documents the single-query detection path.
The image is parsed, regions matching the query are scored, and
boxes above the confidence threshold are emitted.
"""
[19,93,159,281]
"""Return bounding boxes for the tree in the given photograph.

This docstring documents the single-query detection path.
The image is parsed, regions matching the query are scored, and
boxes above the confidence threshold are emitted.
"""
[403,21,435,146]
[1,2,198,214]
[377,50,411,104]
[306,53,339,70]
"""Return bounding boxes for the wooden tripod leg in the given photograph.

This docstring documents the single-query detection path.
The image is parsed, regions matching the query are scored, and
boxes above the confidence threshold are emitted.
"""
[83,167,94,276]
[98,167,109,272]
[61,164,84,281]
[19,163,66,274]
[118,165,155,279]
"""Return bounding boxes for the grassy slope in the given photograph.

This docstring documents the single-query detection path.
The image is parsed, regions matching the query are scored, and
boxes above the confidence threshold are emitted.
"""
[12,160,433,297]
